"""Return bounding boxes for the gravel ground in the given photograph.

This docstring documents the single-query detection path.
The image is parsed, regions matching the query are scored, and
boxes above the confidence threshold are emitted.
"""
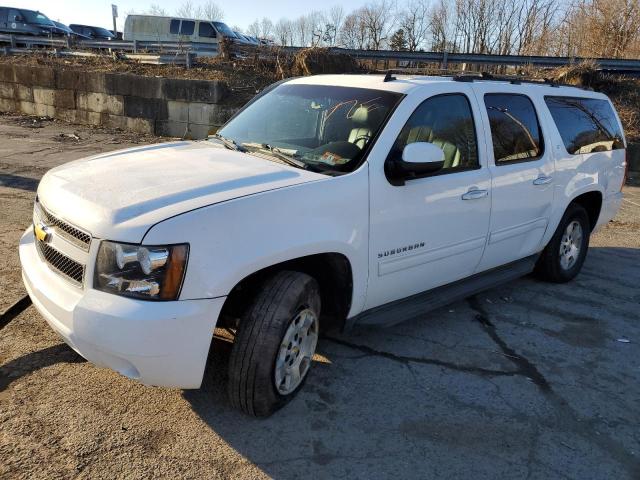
[1,114,639,479]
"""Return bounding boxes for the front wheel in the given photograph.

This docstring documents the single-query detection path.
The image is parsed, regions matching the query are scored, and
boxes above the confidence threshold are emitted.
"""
[227,271,321,417]
[536,203,591,283]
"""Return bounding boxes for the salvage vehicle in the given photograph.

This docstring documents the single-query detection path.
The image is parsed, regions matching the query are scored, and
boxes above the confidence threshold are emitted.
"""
[20,74,626,416]
[0,7,55,36]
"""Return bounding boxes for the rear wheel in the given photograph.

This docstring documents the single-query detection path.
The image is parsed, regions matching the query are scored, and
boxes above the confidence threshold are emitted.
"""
[536,203,590,283]
[227,271,321,417]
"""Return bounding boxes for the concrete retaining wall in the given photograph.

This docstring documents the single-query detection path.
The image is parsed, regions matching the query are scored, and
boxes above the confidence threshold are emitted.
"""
[0,63,239,138]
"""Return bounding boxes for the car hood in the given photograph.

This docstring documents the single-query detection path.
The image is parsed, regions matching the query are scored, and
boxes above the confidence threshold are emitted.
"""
[37,141,326,242]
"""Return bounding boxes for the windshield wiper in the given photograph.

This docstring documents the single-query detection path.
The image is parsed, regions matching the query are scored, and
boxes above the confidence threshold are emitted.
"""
[211,134,246,152]
[242,142,308,170]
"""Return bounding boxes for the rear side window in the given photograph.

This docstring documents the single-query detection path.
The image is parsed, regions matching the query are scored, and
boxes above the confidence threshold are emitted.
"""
[169,19,180,34]
[390,93,479,172]
[199,22,216,38]
[180,20,195,35]
[484,94,543,164]
[544,96,624,154]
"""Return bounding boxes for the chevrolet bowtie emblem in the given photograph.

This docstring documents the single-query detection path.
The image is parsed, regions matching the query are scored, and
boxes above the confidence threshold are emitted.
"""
[34,222,51,243]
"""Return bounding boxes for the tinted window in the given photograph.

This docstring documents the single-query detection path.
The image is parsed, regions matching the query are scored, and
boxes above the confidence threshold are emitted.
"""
[485,94,543,164]
[170,19,180,34]
[390,94,479,171]
[180,20,195,35]
[8,9,21,22]
[199,22,216,38]
[545,96,624,154]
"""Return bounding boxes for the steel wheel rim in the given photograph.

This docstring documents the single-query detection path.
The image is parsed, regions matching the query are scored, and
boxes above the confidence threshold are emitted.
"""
[274,308,318,395]
[559,220,583,270]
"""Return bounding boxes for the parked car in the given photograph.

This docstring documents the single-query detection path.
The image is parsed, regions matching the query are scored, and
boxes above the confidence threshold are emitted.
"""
[233,31,259,46]
[20,75,626,417]
[69,24,115,40]
[123,14,237,46]
[51,21,89,39]
[0,7,55,36]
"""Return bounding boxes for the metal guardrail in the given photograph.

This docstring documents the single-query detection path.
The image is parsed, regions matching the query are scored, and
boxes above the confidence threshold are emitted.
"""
[1,32,640,71]
[0,33,217,56]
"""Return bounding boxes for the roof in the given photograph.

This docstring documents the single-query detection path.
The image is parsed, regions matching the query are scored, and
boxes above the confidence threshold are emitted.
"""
[288,74,605,99]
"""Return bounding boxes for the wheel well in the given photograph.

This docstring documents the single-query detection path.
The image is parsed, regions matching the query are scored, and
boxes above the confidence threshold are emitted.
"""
[218,253,353,332]
[571,191,602,230]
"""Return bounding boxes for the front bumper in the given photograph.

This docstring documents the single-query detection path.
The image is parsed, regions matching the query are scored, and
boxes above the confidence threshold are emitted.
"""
[19,229,224,388]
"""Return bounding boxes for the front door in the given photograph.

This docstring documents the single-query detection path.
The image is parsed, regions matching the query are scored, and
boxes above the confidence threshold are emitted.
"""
[365,86,492,310]
[472,89,555,271]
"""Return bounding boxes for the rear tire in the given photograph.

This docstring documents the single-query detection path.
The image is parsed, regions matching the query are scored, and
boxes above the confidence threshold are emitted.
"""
[227,271,321,417]
[536,203,590,283]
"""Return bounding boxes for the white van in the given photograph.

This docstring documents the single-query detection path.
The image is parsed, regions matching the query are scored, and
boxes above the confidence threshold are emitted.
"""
[123,14,239,45]
[20,74,626,417]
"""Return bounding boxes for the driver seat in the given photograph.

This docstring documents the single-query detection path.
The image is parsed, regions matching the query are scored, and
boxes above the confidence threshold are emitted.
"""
[348,106,374,149]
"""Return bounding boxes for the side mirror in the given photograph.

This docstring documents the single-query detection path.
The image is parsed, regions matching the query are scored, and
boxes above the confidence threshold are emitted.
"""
[400,142,445,177]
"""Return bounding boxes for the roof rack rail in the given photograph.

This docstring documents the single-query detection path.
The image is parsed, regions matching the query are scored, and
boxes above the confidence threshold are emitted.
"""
[452,72,591,90]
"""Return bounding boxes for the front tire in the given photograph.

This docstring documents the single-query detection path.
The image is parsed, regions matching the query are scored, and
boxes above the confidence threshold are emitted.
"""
[227,271,321,417]
[536,203,591,283]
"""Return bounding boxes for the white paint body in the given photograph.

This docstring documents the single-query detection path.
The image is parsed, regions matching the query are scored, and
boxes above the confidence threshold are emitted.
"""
[20,75,626,388]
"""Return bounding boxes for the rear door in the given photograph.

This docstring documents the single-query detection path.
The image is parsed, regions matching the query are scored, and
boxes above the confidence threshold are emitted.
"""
[472,87,555,271]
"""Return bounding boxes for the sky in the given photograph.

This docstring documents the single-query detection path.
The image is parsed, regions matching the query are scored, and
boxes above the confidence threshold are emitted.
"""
[5,0,370,31]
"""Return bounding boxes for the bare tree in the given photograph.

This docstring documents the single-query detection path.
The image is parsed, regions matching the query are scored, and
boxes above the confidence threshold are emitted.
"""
[198,1,224,21]
[326,6,345,45]
[175,0,196,17]
[274,18,294,46]
[361,0,396,49]
[399,0,430,51]
[339,9,369,49]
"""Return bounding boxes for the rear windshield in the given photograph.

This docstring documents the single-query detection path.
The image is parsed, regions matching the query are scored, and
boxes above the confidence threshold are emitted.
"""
[544,96,624,154]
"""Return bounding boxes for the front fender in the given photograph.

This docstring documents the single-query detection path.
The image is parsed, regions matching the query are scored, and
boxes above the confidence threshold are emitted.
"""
[143,168,370,317]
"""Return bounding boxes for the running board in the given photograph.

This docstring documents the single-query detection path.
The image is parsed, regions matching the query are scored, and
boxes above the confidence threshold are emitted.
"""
[349,254,538,329]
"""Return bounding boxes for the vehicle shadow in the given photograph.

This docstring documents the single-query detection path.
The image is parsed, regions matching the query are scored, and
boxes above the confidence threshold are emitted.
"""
[0,174,39,192]
[0,343,85,392]
[183,246,640,477]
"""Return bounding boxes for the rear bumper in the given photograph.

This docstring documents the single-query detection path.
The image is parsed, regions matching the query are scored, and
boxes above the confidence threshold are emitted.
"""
[20,229,224,388]
[594,191,623,232]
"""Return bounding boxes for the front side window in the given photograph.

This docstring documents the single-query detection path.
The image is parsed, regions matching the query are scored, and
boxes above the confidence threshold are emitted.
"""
[388,93,479,172]
[170,19,180,34]
[216,83,402,174]
[485,94,543,164]
[180,20,195,35]
[20,10,52,25]
[544,96,624,154]
[199,22,216,38]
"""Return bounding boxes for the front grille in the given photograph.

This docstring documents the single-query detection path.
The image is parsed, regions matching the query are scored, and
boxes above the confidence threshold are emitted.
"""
[35,202,91,251]
[35,239,85,286]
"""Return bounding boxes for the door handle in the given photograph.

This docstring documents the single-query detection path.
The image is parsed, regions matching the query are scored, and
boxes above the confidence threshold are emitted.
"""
[533,175,553,186]
[461,188,488,200]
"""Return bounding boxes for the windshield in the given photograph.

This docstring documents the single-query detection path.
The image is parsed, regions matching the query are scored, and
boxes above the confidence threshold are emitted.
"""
[213,22,237,38]
[21,10,53,26]
[93,27,115,37]
[216,83,402,174]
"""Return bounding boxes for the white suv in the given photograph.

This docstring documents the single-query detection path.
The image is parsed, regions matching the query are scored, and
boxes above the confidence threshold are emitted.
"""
[20,74,626,416]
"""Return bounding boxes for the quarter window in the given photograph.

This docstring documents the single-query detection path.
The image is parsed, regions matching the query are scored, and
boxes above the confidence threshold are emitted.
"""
[180,20,195,35]
[390,94,479,172]
[484,94,543,164]
[544,96,624,154]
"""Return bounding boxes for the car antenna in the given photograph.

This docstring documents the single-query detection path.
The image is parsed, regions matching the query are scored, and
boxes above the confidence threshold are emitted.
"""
[383,70,396,82]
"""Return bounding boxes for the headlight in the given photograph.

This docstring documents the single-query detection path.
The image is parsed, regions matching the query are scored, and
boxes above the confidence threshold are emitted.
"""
[94,241,189,300]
